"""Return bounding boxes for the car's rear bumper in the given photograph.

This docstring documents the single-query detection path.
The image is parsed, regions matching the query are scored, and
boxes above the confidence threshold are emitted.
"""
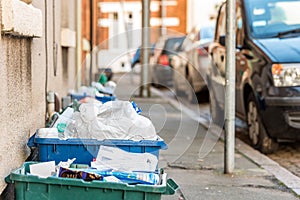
[153,65,173,87]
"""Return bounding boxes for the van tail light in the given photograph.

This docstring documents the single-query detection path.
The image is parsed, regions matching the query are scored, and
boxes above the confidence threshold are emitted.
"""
[158,54,169,66]
[197,46,209,56]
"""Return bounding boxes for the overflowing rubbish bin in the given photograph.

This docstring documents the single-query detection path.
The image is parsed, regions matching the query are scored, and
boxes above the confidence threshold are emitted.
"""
[70,93,116,104]
[69,72,117,104]
[27,133,167,166]
[6,162,178,200]
[6,100,178,199]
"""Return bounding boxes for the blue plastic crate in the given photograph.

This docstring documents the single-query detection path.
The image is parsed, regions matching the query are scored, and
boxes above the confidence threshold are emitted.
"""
[95,95,116,103]
[70,93,116,103]
[28,134,167,165]
[70,93,87,101]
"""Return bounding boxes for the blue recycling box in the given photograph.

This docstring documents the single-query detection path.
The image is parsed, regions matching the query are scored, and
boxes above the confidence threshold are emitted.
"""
[28,134,167,166]
[95,95,116,103]
[70,93,116,103]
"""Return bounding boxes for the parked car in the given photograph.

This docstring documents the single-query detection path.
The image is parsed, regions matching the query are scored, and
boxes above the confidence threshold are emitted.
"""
[131,44,155,73]
[207,0,300,153]
[171,24,215,103]
[131,47,141,73]
[150,36,185,87]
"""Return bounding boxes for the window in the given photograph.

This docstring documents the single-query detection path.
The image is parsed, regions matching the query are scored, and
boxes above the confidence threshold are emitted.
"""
[215,4,226,41]
[236,3,244,47]
[246,0,300,38]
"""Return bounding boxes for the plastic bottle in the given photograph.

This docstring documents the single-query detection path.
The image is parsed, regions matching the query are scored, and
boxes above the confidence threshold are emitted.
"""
[57,123,67,133]
[98,73,108,85]
[64,120,78,138]
[131,101,142,114]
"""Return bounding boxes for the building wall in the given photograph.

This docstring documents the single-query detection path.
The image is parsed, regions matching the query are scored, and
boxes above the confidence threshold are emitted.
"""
[97,0,187,49]
[187,0,222,32]
[0,37,39,194]
[81,0,98,85]
[166,0,186,34]
[0,0,77,193]
[95,0,187,72]
[61,0,77,90]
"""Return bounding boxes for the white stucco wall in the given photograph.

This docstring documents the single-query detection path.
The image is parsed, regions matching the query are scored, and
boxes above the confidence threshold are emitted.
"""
[187,0,223,32]
[0,0,77,193]
[2,0,43,37]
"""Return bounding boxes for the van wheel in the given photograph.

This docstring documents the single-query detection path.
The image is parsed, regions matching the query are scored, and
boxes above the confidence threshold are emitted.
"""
[247,93,278,154]
[209,92,224,127]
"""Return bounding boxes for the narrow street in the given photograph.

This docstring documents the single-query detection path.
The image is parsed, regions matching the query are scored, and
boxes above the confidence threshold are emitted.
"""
[2,0,300,199]
[153,81,300,181]
[113,72,300,199]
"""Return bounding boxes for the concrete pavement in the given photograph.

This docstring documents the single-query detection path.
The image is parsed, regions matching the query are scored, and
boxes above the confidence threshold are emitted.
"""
[113,72,299,200]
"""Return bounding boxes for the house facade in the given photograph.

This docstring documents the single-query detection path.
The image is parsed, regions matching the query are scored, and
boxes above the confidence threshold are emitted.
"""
[81,0,187,73]
[0,0,78,194]
[0,0,213,195]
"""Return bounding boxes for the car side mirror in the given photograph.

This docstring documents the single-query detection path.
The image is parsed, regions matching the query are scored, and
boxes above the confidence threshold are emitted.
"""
[219,35,226,46]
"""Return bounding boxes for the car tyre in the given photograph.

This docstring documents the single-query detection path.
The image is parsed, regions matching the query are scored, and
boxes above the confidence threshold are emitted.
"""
[174,81,186,97]
[151,71,160,88]
[207,75,224,127]
[247,93,278,154]
[209,90,224,127]
[151,79,159,88]
[187,76,198,104]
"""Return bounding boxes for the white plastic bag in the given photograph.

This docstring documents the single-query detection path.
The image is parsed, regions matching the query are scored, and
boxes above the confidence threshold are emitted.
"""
[91,101,157,140]
[75,101,157,140]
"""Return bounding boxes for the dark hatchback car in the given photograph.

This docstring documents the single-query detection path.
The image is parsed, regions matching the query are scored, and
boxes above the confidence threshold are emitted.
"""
[131,44,155,73]
[172,24,215,103]
[207,0,300,153]
[150,36,185,87]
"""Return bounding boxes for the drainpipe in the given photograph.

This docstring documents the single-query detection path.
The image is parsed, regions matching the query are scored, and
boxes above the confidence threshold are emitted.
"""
[76,0,82,89]
[89,0,94,85]
[47,91,55,119]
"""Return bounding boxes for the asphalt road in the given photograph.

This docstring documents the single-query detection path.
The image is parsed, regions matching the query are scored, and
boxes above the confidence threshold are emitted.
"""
[113,72,300,199]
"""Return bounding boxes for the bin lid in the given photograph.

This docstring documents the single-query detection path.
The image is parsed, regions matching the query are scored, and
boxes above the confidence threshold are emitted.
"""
[30,133,167,150]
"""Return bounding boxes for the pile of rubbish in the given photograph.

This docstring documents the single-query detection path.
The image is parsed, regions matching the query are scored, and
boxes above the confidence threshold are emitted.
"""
[27,100,163,185]
[27,145,163,185]
[5,72,179,199]
[43,100,156,141]
[69,73,117,103]
[27,100,166,168]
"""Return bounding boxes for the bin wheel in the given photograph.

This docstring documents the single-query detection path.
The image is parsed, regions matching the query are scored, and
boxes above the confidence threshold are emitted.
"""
[25,147,39,161]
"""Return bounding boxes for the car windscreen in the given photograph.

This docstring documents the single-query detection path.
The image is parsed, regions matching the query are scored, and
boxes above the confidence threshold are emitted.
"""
[162,37,185,55]
[245,0,300,38]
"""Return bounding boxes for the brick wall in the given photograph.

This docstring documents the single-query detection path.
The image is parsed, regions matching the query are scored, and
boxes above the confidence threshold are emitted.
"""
[95,0,187,46]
